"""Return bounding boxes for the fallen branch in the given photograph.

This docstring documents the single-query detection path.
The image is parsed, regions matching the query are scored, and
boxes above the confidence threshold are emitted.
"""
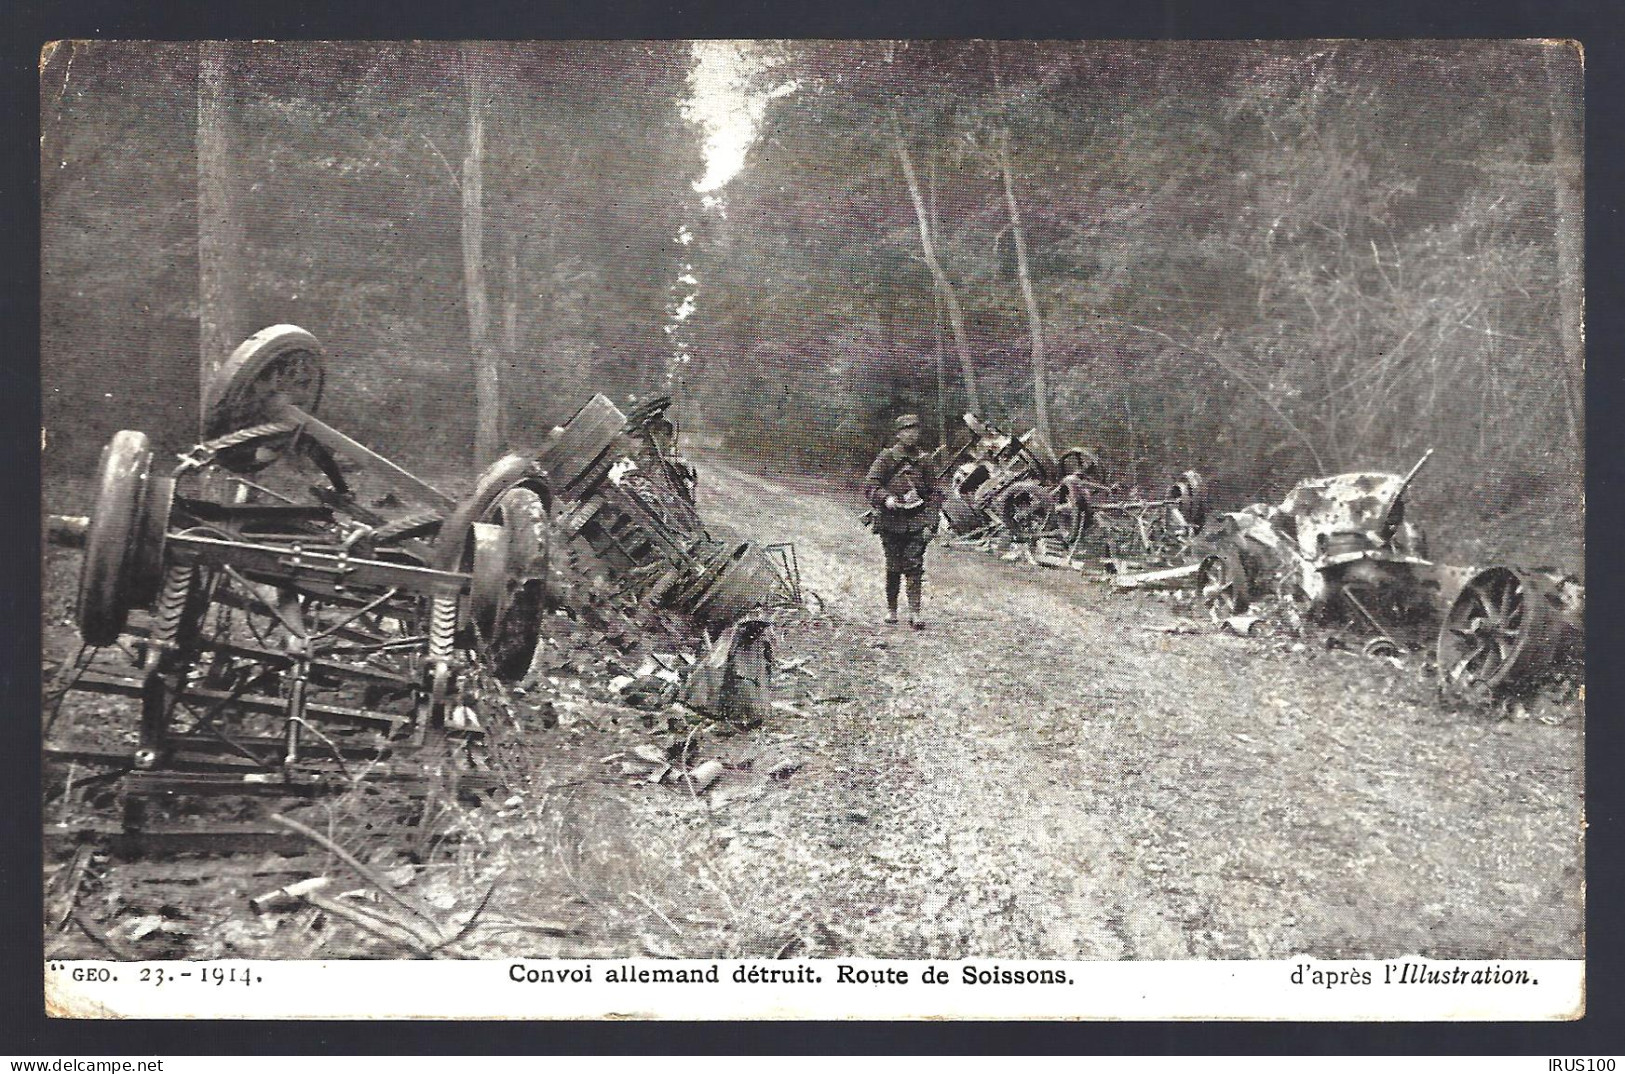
[305,892,438,959]
[269,813,446,940]
[1112,563,1202,590]
[630,891,684,937]
[250,876,332,914]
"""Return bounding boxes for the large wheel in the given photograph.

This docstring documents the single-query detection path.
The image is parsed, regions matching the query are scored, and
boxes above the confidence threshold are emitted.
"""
[1437,566,1570,697]
[998,480,1056,539]
[204,325,326,438]
[431,454,541,572]
[76,431,153,646]
[490,486,546,576]
[1197,545,1252,621]
[1054,475,1095,543]
[941,489,986,534]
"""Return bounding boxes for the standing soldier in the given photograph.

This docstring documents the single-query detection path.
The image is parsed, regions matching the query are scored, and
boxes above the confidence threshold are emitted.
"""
[865,413,942,628]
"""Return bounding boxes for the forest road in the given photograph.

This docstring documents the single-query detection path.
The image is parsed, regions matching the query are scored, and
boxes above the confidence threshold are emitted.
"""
[693,459,1583,960]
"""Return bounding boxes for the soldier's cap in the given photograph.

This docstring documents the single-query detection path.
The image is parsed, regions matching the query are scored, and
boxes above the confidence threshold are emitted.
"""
[894,413,922,431]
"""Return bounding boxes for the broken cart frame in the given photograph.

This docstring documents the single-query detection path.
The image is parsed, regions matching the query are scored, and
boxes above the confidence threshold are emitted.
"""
[50,325,556,839]
[1191,451,1584,697]
[938,412,1208,566]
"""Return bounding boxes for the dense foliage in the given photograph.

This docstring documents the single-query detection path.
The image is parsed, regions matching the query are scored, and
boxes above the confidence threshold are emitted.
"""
[687,41,1582,533]
[42,41,699,470]
[42,40,1581,554]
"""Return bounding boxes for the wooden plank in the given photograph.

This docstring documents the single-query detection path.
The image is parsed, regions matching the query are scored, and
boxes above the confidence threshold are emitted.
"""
[270,401,455,509]
[1110,562,1202,589]
[534,393,626,493]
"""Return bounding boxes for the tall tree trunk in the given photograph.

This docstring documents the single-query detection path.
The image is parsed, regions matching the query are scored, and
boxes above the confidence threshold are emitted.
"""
[996,131,1050,445]
[503,236,520,359]
[197,41,242,429]
[463,48,502,465]
[894,132,982,414]
[1546,42,1583,456]
[933,280,950,449]
[929,153,949,447]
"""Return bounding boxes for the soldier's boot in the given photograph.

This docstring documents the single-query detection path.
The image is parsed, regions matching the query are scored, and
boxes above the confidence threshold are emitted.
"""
[885,570,902,625]
[905,574,925,630]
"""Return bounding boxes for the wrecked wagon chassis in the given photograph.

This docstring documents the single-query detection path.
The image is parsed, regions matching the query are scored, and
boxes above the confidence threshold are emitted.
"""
[48,325,556,845]
[1192,451,1583,697]
[938,412,1208,564]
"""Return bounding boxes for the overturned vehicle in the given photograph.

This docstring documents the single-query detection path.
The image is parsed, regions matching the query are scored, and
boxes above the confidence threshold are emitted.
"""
[938,413,1208,566]
[1192,450,1583,698]
[45,324,800,846]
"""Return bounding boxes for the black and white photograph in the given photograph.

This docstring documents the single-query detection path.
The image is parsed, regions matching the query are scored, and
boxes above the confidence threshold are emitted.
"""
[38,39,1585,1019]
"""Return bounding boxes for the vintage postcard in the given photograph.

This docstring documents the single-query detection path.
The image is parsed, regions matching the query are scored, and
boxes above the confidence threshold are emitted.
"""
[39,39,1584,1020]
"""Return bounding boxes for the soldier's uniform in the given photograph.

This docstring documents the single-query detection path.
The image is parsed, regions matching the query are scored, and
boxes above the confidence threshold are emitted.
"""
[864,413,942,628]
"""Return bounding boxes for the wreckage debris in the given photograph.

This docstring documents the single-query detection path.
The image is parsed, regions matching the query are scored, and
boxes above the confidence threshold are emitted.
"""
[45,323,802,857]
[932,423,1583,699]
[939,412,1207,568]
[1189,450,1585,697]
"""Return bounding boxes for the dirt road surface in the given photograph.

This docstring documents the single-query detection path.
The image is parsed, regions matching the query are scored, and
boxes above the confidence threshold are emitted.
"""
[42,462,1583,962]
[678,461,1583,960]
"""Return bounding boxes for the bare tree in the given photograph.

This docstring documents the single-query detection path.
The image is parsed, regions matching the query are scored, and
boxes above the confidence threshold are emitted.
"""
[1546,42,1583,453]
[895,131,983,415]
[197,41,242,425]
[988,43,1052,445]
[462,46,503,465]
[995,130,1051,445]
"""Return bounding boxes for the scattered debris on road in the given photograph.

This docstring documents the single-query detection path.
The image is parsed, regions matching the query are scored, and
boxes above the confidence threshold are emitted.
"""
[43,324,805,866]
[1189,450,1584,696]
[937,412,1208,569]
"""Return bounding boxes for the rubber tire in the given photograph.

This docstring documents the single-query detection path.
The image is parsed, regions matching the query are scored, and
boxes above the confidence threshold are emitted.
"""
[127,473,175,608]
[432,454,541,572]
[1198,545,1252,620]
[77,431,153,646]
[204,325,326,437]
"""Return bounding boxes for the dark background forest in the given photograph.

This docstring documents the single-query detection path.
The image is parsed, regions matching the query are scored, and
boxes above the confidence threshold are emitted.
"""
[40,40,1584,569]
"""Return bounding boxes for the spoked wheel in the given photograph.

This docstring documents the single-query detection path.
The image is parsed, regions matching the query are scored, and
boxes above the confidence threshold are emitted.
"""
[1437,566,1569,698]
[998,480,1057,540]
[204,325,328,473]
[77,431,159,646]
[1054,476,1094,545]
[1197,546,1251,621]
[205,325,326,436]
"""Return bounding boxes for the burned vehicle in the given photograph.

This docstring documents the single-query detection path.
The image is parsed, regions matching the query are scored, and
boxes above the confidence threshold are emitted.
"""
[938,412,1208,565]
[536,392,802,632]
[45,325,801,848]
[1193,451,1583,697]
